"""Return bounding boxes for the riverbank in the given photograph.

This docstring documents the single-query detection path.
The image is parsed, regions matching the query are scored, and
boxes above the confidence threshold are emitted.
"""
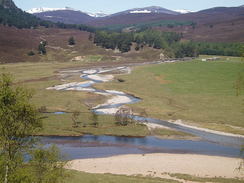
[67,153,244,179]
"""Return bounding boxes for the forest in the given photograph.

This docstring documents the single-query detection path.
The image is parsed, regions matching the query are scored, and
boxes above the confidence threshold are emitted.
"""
[94,29,244,57]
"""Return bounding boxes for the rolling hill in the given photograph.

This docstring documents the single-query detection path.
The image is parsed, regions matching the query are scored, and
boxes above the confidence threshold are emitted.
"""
[87,6,244,43]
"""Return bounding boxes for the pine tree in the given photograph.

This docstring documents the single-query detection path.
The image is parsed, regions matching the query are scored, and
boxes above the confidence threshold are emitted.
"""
[88,33,93,41]
[68,36,75,45]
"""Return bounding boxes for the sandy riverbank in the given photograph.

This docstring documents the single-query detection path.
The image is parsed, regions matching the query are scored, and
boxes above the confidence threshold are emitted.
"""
[67,153,244,179]
[170,119,244,138]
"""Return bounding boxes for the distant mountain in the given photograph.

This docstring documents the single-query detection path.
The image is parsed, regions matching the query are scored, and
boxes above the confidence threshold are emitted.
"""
[198,6,244,14]
[28,7,108,17]
[110,6,180,16]
[32,10,95,24]
[27,7,73,14]
[27,7,109,24]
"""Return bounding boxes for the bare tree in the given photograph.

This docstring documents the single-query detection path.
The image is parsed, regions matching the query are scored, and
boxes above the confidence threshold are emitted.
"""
[72,111,80,128]
[91,112,99,128]
[115,107,133,126]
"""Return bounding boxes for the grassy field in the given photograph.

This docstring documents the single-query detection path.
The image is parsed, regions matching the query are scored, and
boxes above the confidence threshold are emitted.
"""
[1,61,188,137]
[97,57,244,134]
[169,173,244,183]
[151,128,196,140]
[66,170,180,183]
[1,57,243,136]
[65,170,244,183]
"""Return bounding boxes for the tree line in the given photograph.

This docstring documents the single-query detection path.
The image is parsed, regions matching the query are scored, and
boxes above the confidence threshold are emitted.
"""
[94,29,244,57]
[194,42,243,57]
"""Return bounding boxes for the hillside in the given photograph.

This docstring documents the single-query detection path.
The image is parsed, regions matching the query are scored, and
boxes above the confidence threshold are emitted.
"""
[0,0,17,9]
[26,4,244,43]
[87,6,244,43]
[0,25,164,63]
[0,0,54,29]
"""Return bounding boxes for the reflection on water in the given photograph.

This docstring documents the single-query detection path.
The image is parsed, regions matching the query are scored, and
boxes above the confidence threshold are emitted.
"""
[39,135,243,160]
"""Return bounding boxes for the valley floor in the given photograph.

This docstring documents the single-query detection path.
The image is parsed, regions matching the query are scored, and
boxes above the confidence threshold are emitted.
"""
[1,56,244,137]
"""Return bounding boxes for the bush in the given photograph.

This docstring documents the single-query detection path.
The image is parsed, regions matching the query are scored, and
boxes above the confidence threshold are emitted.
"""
[68,36,75,45]
[27,51,35,56]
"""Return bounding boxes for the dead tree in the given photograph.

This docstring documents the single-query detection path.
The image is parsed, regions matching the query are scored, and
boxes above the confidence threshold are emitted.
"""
[115,107,133,126]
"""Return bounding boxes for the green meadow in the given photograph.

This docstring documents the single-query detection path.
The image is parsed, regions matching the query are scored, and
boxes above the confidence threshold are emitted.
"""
[97,57,244,134]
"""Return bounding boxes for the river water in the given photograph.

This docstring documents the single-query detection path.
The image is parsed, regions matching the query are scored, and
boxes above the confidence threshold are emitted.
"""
[40,135,242,160]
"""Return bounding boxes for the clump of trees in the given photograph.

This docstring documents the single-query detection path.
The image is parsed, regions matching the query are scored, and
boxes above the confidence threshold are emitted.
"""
[174,42,199,58]
[0,73,67,183]
[94,29,182,54]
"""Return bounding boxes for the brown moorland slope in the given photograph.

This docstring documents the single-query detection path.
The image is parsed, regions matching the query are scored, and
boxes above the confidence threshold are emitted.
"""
[0,25,163,63]
[0,26,91,63]
[155,17,244,43]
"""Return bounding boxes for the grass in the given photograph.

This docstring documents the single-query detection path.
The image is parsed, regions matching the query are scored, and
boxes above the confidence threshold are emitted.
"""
[97,57,244,134]
[169,173,244,183]
[2,60,199,137]
[1,57,243,136]
[66,170,180,183]
[151,128,195,139]
[39,113,149,137]
[0,61,150,137]
[65,170,244,183]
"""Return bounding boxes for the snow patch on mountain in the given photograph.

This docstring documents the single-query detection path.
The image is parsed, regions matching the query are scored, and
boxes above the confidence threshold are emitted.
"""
[130,10,151,14]
[27,7,108,17]
[27,7,75,14]
[86,11,108,17]
[174,9,193,14]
